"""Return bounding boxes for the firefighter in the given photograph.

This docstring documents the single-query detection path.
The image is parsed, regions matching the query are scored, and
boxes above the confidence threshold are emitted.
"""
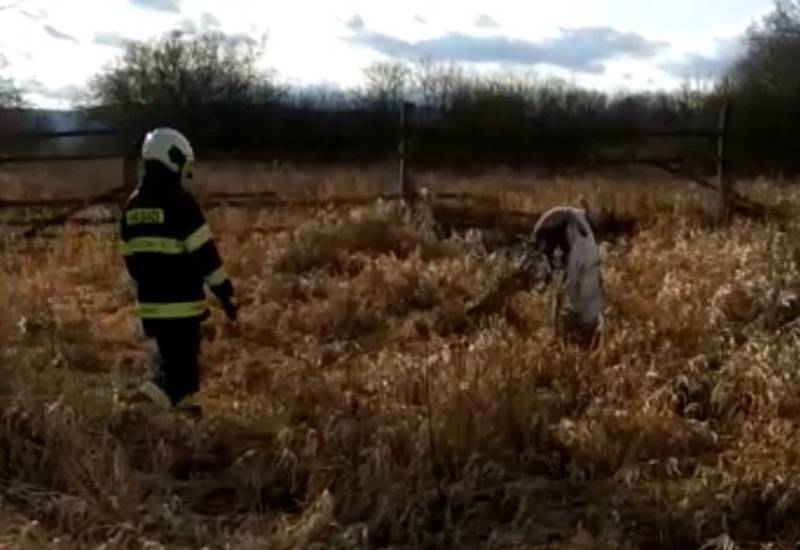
[120,127,238,416]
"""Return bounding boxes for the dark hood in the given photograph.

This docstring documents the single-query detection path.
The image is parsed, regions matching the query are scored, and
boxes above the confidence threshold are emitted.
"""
[138,160,183,197]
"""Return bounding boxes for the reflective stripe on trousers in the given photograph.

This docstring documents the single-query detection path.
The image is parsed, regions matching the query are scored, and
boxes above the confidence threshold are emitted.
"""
[137,300,208,319]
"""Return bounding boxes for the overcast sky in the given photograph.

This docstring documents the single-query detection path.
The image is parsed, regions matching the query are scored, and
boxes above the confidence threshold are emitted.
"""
[0,0,775,109]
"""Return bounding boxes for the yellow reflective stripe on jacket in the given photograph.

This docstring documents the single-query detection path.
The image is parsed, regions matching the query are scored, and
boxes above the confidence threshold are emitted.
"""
[204,265,229,287]
[126,208,165,226]
[184,224,213,253]
[136,301,207,319]
[121,237,185,256]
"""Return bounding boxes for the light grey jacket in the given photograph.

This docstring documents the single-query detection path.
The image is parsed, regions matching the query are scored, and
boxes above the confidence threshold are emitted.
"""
[521,206,604,330]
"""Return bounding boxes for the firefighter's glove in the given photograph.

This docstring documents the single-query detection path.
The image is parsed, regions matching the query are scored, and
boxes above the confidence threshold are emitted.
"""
[222,297,239,322]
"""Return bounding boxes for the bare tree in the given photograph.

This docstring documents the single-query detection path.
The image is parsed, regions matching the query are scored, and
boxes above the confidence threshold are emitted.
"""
[411,58,466,112]
[362,61,411,110]
[717,0,800,171]
[87,29,280,144]
[89,30,274,110]
[0,0,26,106]
[0,54,25,108]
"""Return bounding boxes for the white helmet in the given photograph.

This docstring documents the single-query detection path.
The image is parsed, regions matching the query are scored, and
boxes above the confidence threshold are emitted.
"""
[141,127,195,179]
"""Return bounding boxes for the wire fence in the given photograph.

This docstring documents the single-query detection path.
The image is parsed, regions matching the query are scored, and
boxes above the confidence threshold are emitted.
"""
[0,101,746,238]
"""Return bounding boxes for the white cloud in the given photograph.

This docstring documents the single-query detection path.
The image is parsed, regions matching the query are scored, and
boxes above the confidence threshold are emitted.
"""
[346,15,365,32]
[43,24,79,44]
[128,0,181,14]
[474,14,500,29]
[0,0,776,108]
[93,31,128,48]
[345,26,669,74]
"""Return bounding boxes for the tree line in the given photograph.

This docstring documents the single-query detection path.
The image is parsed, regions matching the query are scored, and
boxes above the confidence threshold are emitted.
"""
[3,1,800,174]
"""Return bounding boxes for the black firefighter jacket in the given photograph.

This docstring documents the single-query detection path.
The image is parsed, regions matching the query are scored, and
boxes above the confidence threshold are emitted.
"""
[119,165,233,333]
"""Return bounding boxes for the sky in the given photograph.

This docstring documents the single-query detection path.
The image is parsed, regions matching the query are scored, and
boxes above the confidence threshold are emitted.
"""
[0,0,777,109]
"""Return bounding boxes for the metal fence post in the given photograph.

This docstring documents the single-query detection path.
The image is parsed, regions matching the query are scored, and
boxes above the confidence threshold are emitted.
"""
[398,101,416,201]
[717,99,732,223]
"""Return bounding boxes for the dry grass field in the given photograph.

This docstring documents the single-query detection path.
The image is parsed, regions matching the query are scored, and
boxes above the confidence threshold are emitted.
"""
[3,165,800,549]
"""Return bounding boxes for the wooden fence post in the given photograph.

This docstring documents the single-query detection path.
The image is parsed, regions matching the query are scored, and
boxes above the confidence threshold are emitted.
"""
[122,155,138,193]
[717,99,732,223]
[398,101,416,202]
[120,134,140,213]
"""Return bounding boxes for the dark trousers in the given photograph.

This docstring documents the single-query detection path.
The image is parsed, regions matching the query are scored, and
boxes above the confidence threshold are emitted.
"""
[144,319,202,405]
